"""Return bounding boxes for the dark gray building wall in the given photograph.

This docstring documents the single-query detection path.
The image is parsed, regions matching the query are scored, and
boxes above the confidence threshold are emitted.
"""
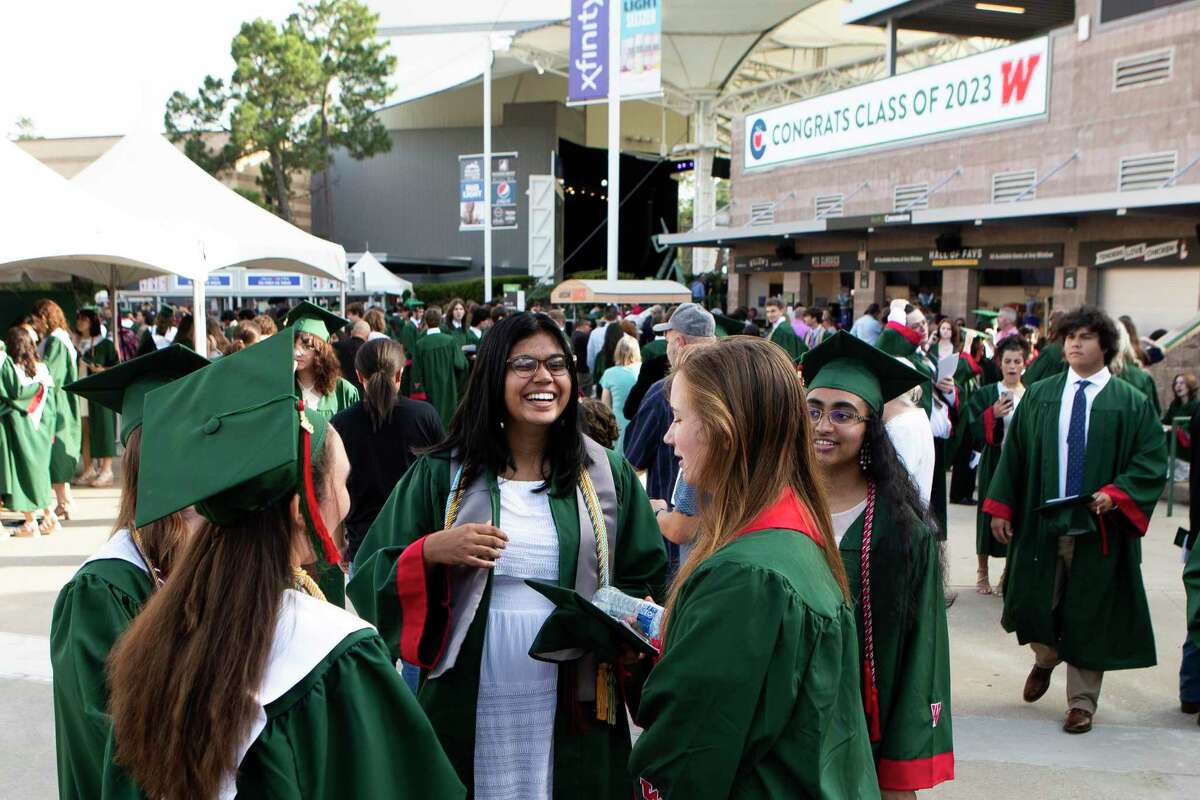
[312,102,563,282]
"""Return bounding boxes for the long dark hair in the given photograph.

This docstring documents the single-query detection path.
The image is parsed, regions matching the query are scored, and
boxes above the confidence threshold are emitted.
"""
[174,314,194,349]
[108,434,335,800]
[439,312,585,497]
[4,326,38,379]
[860,413,944,613]
[356,338,405,431]
[600,320,624,369]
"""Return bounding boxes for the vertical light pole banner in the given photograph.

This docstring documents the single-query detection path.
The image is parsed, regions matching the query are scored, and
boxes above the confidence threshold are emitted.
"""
[569,0,609,103]
[620,0,661,99]
[459,153,519,231]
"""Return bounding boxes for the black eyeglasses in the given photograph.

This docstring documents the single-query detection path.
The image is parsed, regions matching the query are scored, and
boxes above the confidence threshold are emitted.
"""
[807,407,867,427]
[507,355,570,377]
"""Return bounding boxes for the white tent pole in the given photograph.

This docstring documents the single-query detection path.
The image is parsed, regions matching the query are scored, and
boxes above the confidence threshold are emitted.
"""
[109,265,121,359]
[483,36,494,303]
[606,0,621,281]
[340,281,347,314]
[191,278,207,356]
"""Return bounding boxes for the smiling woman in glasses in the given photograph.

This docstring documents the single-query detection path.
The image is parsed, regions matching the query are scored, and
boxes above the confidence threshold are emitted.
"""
[349,312,668,800]
[803,331,955,798]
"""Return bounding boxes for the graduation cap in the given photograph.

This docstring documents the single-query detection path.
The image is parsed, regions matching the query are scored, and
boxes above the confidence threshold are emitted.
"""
[134,332,340,565]
[64,344,210,446]
[404,297,425,309]
[283,301,349,342]
[525,580,659,662]
[972,308,999,320]
[712,311,747,337]
[159,304,174,317]
[802,330,926,413]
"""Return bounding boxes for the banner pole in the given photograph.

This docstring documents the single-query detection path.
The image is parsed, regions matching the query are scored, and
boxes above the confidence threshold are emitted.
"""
[606,0,620,282]
[484,36,494,303]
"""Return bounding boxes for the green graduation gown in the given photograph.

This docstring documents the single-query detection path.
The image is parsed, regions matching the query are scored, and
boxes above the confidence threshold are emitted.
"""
[640,338,667,363]
[768,320,808,365]
[1162,397,1200,454]
[81,337,119,458]
[399,319,418,395]
[1185,542,1200,649]
[1021,340,1065,386]
[1116,364,1161,417]
[302,376,360,606]
[43,330,81,483]
[51,530,155,800]
[1,358,54,512]
[348,450,669,799]
[630,528,879,800]
[839,499,954,791]
[982,373,1167,671]
[100,589,466,800]
[412,331,468,428]
[965,382,1014,558]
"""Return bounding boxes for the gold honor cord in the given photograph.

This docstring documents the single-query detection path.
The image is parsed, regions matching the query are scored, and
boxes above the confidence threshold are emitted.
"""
[292,567,327,602]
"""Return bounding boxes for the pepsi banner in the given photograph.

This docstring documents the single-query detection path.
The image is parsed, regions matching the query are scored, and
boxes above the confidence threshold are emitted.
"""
[744,37,1050,170]
[459,152,519,231]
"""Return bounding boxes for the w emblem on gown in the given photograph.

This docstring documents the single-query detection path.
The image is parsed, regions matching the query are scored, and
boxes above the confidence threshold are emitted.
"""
[640,777,661,799]
[931,701,943,727]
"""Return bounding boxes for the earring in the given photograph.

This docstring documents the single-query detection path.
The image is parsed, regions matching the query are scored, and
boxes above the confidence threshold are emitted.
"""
[858,443,872,472]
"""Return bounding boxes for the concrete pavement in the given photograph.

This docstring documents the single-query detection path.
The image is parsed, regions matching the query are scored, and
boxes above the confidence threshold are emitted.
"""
[1,483,1195,798]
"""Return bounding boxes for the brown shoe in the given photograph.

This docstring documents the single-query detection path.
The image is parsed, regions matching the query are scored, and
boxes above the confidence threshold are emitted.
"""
[1063,708,1093,734]
[1023,664,1054,703]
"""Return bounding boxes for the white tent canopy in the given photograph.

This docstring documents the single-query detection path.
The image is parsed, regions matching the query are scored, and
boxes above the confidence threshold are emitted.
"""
[550,279,691,305]
[0,138,203,285]
[348,251,413,296]
[72,130,347,282]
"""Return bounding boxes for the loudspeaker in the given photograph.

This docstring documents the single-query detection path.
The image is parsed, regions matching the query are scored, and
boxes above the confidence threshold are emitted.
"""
[935,232,962,253]
[775,239,796,260]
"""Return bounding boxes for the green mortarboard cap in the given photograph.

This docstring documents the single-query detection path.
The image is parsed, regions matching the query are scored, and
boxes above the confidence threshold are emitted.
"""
[283,300,349,342]
[64,344,210,445]
[972,308,999,320]
[405,297,425,309]
[159,304,174,317]
[134,332,341,565]
[524,580,659,663]
[803,331,926,413]
[712,312,747,337]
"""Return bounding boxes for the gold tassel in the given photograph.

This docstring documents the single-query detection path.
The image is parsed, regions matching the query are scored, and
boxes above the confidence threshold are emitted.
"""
[595,663,609,722]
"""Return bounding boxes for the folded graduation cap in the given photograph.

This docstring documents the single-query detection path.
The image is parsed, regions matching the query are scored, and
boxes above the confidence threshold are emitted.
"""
[134,332,341,564]
[802,330,926,413]
[712,311,748,337]
[284,301,349,342]
[525,580,659,662]
[64,344,210,445]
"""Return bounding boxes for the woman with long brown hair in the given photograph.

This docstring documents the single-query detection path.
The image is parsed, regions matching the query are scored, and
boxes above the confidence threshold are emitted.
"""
[630,336,878,799]
[31,298,81,518]
[100,332,463,800]
[52,344,209,799]
[1,326,56,536]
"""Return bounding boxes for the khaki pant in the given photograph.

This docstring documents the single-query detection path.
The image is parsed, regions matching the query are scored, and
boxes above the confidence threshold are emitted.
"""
[1030,536,1105,713]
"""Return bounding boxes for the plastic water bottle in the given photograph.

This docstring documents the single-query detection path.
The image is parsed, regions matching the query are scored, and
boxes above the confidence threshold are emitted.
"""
[592,586,664,642]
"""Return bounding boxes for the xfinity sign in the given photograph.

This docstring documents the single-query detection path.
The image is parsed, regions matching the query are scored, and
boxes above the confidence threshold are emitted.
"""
[743,37,1050,169]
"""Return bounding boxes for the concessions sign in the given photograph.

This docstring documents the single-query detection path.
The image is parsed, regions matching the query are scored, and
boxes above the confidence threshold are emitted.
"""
[1081,238,1199,267]
[869,245,1062,271]
[744,36,1050,169]
[734,251,861,274]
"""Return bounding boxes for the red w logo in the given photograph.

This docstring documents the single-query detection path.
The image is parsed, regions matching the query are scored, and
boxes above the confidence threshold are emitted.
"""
[640,778,661,799]
[1000,54,1041,105]
[931,701,943,727]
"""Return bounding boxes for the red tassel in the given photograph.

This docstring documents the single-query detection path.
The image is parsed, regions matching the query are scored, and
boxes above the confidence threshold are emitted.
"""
[862,657,881,742]
[298,400,341,566]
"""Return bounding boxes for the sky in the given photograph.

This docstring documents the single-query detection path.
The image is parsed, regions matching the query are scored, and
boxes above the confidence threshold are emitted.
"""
[0,0,570,140]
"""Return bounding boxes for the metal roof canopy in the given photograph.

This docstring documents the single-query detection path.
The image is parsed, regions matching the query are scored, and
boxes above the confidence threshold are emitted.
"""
[551,279,691,305]
[658,183,1200,248]
[843,0,1075,39]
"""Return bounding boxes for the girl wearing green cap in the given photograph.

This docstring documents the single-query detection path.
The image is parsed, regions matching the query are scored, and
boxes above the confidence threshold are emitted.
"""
[630,336,876,799]
[100,333,464,800]
[52,344,209,800]
[31,299,81,520]
[350,312,668,800]
[1,327,57,536]
[803,332,954,798]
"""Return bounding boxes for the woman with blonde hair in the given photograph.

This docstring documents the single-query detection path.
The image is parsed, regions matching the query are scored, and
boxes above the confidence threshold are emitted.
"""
[1110,321,1161,416]
[31,299,81,518]
[599,334,641,450]
[630,336,877,799]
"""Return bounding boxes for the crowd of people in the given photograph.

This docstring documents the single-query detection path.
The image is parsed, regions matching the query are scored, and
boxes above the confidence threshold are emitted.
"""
[24,282,1200,799]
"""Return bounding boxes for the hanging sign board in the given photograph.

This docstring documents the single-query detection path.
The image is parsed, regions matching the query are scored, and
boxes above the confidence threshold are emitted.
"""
[1081,238,1199,267]
[734,252,862,274]
[744,36,1050,169]
[459,152,519,231]
[568,0,662,104]
[868,245,1062,271]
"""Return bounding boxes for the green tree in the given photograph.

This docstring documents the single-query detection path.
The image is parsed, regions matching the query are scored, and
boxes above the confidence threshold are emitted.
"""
[164,0,394,226]
[10,116,37,141]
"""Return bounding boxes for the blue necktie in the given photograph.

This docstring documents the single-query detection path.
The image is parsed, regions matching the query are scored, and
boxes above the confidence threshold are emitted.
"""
[1065,380,1091,496]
